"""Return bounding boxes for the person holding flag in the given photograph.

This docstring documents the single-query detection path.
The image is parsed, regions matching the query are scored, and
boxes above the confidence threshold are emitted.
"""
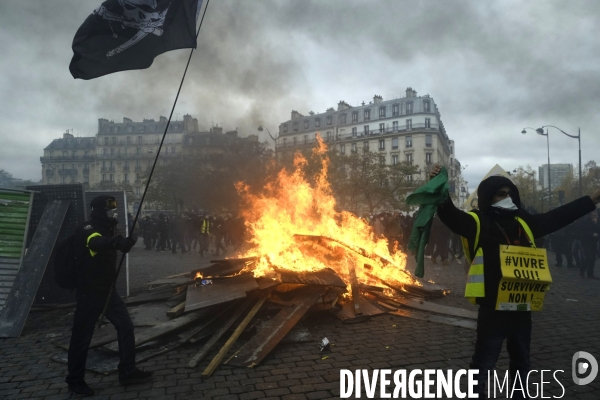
[427,164,600,398]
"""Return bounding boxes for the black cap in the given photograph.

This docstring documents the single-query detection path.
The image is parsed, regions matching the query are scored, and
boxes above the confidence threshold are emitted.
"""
[477,176,520,212]
[90,195,117,210]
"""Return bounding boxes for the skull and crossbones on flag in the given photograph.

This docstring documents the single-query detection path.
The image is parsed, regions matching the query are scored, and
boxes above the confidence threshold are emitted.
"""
[95,0,170,58]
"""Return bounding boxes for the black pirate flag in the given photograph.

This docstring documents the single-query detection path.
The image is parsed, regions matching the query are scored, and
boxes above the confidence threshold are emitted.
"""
[70,0,203,80]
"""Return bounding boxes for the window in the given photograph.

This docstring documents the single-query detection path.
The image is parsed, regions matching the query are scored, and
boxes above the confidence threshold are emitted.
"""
[304,135,308,144]
[293,137,297,145]
[364,125,369,135]
[135,187,141,196]
[406,119,412,130]
[379,139,385,150]
[392,104,400,116]
[137,136,142,144]
[326,131,332,142]
[363,141,369,152]
[283,124,288,133]
[379,155,386,165]
[140,126,145,132]
[170,146,176,154]
[351,143,357,153]
[340,144,345,154]
[352,127,357,137]
[406,136,412,148]
[126,136,131,144]
[84,176,89,184]
[392,121,398,132]
[315,118,321,127]
[406,102,413,114]
[379,123,385,133]
[424,100,431,113]
[379,107,386,118]
[425,118,431,128]
[407,174,413,182]
[450,146,453,154]
[111,137,116,145]
[283,138,287,146]
[104,137,109,145]
[110,148,115,156]
[326,115,332,125]
[340,114,347,124]
[102,148,107,156]
[304,120,309,129]
[124,173,129,183]
[352,111,358,123]
[364,109,371,121]
[124,148,128,156]
[392,137,398,149]
[426,153,433,165]
[406,153,413,165]
[136,147,141,155]
[392,154,399,165]
[102,174,106,181]
[426,134,432,147]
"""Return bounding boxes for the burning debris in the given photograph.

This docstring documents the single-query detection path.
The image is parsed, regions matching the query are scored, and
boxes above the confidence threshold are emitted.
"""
[49,137,472,377]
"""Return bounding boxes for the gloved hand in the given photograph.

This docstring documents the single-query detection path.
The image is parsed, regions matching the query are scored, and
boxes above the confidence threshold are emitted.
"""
[115,236,136,253]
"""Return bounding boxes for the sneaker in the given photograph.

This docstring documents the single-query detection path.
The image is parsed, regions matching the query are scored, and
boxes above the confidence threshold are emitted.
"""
[68,381,94,397]
[119,368,153,386]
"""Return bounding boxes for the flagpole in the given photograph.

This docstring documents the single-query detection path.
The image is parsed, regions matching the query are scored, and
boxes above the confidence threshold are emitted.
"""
[98,0,211,327]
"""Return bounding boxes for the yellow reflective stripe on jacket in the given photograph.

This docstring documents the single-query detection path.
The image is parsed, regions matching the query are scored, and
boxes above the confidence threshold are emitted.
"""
[515,216,536,248]
[465,247,485,304]
[86,232,102,257]
[461,212,480,264]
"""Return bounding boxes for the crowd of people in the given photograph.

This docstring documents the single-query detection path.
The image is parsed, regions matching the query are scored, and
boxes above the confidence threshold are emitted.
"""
[137,212,246,257]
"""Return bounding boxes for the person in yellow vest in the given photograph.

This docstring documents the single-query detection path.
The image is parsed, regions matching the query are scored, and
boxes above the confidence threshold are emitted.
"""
[430,164,600,398]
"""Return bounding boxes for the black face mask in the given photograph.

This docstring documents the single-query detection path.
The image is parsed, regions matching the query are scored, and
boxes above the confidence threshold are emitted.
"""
[106,209,118,226]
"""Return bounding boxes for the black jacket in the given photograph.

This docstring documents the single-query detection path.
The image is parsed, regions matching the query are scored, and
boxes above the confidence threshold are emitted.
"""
[437,195,595,308]
[75,209,119,292]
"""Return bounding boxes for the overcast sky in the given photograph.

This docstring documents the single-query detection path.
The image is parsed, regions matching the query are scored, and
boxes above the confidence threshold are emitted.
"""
[1,0,599,193]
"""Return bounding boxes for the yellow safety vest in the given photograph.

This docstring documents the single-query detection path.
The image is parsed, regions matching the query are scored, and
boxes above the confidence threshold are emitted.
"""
[201,220,210,234]
[461,212,536,305]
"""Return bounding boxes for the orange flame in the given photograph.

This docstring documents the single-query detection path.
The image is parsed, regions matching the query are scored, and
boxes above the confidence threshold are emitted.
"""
[236,135,417,290]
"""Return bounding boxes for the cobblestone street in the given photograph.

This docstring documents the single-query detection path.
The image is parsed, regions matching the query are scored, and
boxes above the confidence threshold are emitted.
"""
[1,245,600,399]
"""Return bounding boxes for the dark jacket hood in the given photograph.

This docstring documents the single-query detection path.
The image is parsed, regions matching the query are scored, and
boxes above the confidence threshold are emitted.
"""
[477,175,521,212]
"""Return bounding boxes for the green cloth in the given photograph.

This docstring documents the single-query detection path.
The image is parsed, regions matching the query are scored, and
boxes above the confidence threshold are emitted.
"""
[405,167,449,278]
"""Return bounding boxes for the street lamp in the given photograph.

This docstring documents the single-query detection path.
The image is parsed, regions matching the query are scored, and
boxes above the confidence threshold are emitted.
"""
[539,126,581,198]
[258,125,277,146]
[522,127,551,207]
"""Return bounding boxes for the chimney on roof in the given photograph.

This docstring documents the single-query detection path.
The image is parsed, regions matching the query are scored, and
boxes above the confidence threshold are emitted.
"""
[63,130,74,140]
[211,126,223,135]
[373,95,383,104]
[291,110,303,120]
[405,87,417,98]
[159,116,168,124]
[337,101,351,111]
[123,117,133,124]
[98,118,109,132]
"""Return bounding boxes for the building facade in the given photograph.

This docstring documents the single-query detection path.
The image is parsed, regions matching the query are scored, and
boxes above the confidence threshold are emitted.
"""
[276,88,465,207]
[538,163,573,190]
[40,115,259,201]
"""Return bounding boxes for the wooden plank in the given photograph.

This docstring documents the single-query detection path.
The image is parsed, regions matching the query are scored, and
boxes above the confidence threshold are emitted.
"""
[166,301,186,319]
[0,200,68,338]
[202,292,270,377]
[389,309,476,330]
[188,299,250,368]
[124,287,177,306]
[349,257,362,315]
[104,308,210,352]
[390,297,478,320]
[185,273,258,312]
[147,277,194,288]
[226,285,326,368]
[129,303,171,327]
[53,324,118,351]
[277,268,346,288]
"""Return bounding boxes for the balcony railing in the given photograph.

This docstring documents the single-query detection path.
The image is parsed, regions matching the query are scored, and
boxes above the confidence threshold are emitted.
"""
[40,155,94,162]
[277,123,439,149]
[123,166,130,172]
[46,169,54,176]
[100,167,116,172]
[82,168,90,175]
[134,166,143,172]
[58,168,78,175]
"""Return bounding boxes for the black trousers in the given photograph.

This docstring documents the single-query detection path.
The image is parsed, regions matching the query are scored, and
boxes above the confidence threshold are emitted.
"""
[470,306,532,399]
[580,247,597,277]
[66,289,136,384]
